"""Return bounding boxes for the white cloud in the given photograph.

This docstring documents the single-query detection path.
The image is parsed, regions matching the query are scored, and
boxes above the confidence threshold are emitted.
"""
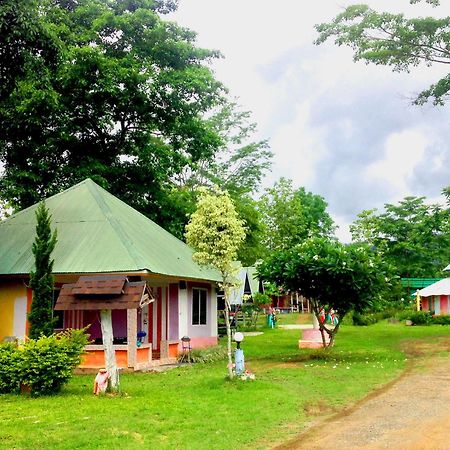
[170,0,450,241]
[365,130,427,198]
[333,214,353,243]
[268,99,326,187]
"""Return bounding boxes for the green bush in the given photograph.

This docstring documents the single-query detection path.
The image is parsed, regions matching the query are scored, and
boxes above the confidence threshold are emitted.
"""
[340,311,354,325]
[431,314,450,325]
[179,345,227,364]
[408,311,433,325]
[0,343,21,394]
[397,310,414,321]
[374,309,399,321]
[352,312,378,326]
[0,329,88,396]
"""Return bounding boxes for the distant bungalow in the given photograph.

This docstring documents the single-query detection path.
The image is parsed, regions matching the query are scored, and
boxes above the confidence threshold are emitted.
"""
[418,278,450,315]
[0,179,221,369]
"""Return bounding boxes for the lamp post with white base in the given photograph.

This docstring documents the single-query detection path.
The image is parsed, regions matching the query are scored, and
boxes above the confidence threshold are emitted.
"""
[234,332,245,376]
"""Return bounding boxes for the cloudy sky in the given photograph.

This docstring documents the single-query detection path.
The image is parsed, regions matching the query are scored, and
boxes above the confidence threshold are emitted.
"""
[170,1,450,241]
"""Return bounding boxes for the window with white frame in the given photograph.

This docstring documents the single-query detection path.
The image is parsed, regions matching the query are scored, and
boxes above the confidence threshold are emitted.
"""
[192,288,207,325]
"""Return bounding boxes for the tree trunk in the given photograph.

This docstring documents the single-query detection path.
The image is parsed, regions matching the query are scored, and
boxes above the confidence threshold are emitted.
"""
[327,321,341,348]
[310,301,326,348]
[100,309,118,390]
[223,288,234,379]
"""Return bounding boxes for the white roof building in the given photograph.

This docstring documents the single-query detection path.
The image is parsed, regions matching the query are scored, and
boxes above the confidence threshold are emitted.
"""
[418,278,450,297]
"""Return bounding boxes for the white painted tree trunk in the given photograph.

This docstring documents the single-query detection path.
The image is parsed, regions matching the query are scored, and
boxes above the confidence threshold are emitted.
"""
[223,285,234,379]
[312,312,319,330]
[100,309,118,390]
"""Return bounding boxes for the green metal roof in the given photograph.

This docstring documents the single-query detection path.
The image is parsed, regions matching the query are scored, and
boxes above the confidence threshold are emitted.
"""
[0,179,220,281]
[400,278,442,289]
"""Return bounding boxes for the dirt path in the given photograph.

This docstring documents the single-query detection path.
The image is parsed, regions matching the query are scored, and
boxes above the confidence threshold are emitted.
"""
[276,343,450,450]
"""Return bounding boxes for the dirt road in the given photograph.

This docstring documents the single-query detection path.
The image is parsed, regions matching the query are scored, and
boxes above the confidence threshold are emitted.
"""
[276,343,450,450]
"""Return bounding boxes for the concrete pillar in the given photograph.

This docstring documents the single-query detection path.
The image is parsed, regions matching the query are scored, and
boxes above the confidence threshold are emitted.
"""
[127,309,137,369]
[210,285,218,338]
[178,283,188,339]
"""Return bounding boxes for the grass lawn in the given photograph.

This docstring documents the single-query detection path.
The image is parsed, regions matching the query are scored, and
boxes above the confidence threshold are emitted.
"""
[1,321,450,449]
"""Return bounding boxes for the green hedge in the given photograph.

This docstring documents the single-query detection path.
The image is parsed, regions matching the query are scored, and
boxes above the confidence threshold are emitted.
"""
[403,311,450,326]
[178,345,227,364]
[408,311,433,325]
[0,329,88,396]
[0,343,21,393]
[432,315,450,325]
[352,312,378,326]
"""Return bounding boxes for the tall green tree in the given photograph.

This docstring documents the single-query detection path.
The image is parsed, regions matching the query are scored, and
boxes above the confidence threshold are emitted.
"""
[350,194,450,277]
[258,178,335,254]
[185,188,246,379]
[172,101,272,265]
[179,102,272,196]
[258,237,392,347]
[315,1,450,105]
[0,0,58,99]
[0,0,225,230]
[28,202,58,339]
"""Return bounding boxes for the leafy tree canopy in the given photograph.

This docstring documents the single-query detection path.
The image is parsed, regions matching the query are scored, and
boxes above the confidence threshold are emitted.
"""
[258,237,393,346]
[315,0,450,104]
[0,0,226,229]
[185,188,246,279]
[171,101,272,264]
[185,188,246,378]
[258,178,335,254]
[179,101,272,197]
[350,192,450,277]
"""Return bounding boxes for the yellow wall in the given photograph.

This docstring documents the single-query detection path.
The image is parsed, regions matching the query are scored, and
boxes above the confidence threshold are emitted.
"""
[0,282,27,341]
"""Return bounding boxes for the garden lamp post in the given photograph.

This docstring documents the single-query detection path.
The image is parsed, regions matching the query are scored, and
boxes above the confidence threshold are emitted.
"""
[234,332,245,375]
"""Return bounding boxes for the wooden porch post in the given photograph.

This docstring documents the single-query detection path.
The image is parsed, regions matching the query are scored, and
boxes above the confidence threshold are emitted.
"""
[127,308,137,369]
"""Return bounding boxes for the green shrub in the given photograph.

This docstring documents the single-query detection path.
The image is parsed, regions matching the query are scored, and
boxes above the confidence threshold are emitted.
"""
[352,312,378,326]
[0,329,88,396]
[397,310,414,321]
[374,309,398,321]
[431,314,450,325]
[179,345,227,364]
[340,311,353,325]
[408,311,433,325]
[0,343,21,394]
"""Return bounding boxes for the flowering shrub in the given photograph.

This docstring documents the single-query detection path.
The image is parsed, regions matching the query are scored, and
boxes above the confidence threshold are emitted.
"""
[0,329,88,396]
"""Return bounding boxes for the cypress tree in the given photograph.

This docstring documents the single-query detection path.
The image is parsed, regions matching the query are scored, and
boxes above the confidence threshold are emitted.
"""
[28,202,58,338]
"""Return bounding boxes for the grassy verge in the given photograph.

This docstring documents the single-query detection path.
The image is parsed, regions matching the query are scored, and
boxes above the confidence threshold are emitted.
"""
[1,322,450,449]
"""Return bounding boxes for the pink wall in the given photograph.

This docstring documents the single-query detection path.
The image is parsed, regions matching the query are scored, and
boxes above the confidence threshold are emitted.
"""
[81,309,127,341]
[183,336,218,350]
[112,309,127,338]
[83,310,101,339]
[421,296,450,315]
